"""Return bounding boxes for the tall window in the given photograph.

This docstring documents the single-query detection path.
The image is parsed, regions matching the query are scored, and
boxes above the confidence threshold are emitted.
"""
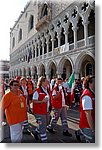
[44,39,47,54]
[60,28,65,46]
[33,45,35,58]
[88,10,95,36]
[18,28,22,42]
[12,37,15,48]
[68,23,74,44]
[40,42,42,55]
[40,3,48,19]
[36,44,39,57]
[77,17,84,41]
[49,36,52,52]
[54,32,58,48]
[28,15,34,32]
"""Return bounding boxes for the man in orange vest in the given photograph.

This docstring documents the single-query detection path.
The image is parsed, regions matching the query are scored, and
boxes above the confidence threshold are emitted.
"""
[47,78,72,137]
[75,75,95,143]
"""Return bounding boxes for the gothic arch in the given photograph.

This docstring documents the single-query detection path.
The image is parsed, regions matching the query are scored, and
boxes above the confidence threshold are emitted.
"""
[38,63,46,77]
[58,56,73,79]
[47,60,57,79]
[31,65,37,79]
[75,51,95,77]
[58,56,73,72]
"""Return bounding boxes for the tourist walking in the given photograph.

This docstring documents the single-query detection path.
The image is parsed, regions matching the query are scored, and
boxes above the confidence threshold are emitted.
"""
[32,76,51,143]
[20,77,30,134]
[0,80,27,142]
[47,78,72,137]
[75,75,95,143]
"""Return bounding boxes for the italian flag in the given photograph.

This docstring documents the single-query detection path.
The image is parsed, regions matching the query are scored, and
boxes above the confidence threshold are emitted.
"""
[68,71,74,88]
[68,71,75,103]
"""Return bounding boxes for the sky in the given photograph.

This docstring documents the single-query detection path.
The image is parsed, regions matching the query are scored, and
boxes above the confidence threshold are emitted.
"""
[0,0,30,60]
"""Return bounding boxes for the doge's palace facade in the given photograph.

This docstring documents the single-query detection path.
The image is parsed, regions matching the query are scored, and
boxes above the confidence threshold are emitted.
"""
[9,0,95,80]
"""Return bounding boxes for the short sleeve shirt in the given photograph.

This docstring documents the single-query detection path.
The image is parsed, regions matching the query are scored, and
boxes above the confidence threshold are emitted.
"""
[33,91,39,100]
[82,95,93,110]
[52,87,65,106]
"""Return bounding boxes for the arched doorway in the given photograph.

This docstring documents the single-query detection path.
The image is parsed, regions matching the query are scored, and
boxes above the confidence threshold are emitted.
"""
[58,56,73,80]
[33,66,37,80]
[27,67,31,77]
[48,61,57,80]
[61,60,72,80]
[86,63,93,75]
[39,64,46,77]
[79,54,95,77]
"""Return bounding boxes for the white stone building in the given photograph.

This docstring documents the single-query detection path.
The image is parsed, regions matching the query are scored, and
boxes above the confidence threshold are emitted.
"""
[0,60,9,79]
[9,0,95,81]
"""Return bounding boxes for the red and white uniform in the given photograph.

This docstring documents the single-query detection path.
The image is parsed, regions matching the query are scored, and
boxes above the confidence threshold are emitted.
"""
[33,87,50,115]
[51,85,67,109]
[79,89,95,129]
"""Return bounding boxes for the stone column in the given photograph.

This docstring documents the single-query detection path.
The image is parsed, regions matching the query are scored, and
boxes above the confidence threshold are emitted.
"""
[50,32,55,57]
[64,30,68,45]
[22,68,25,77]
[51,37,54,56]
[37,42,40,60]
[46,73,50,81]
[74,71,80,79]
[83,21,89,46]
[26,67,29,77]
[72,26,78,49]
[35,44,37,60]
[18,69,21,76]
[41,39,45,59]
[56,69,62,78]
[31,66,35,78]
[46,36,49,57]
[64,29,69,51]
[37,66,40,79]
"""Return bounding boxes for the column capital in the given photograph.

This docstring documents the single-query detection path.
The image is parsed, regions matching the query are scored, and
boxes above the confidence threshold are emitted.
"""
[82,20,90,26]
[72,26,78,32]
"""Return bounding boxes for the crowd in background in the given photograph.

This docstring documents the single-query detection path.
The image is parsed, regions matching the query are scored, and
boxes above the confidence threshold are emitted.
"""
[0,74,95,143]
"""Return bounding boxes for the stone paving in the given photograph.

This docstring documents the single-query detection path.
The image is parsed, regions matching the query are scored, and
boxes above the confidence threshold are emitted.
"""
[1,106,86,143]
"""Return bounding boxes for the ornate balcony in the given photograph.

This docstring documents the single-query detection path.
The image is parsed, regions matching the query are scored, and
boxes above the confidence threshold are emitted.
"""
[36,15,50,31]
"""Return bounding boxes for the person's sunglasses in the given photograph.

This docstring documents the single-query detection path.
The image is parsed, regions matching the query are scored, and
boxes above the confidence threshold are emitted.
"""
[13,84,19,87]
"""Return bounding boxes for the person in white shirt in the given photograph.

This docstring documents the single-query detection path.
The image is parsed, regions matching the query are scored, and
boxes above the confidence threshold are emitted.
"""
[47,78,72,137]
[75,75,95,143]
[32,76,51,143]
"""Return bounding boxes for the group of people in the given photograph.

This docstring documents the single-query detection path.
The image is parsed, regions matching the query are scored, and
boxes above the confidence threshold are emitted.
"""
[0,74,95,143]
